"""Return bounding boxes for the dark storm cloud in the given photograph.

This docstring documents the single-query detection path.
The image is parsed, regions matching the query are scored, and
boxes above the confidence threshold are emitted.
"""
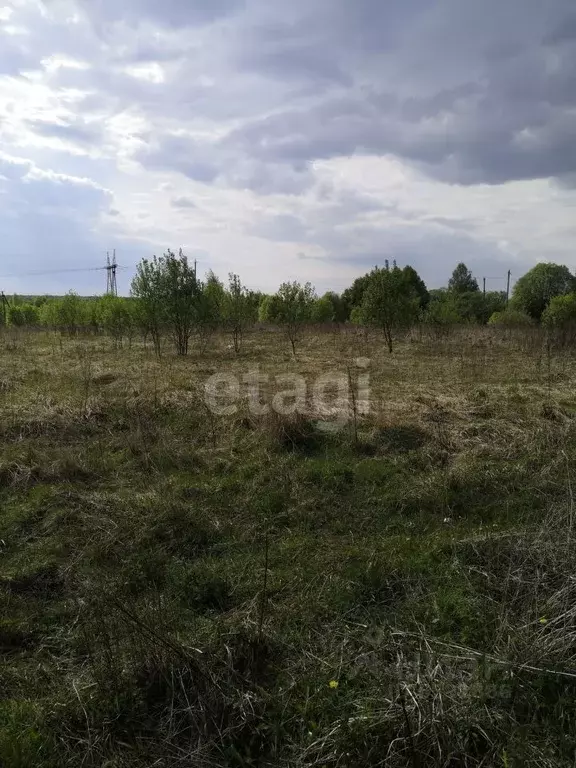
[216,0,576,188]
[111,0,576,191]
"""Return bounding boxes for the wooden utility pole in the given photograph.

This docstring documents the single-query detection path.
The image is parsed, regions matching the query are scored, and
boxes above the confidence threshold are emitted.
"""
[483,277,486,296]
[506,270,511,305]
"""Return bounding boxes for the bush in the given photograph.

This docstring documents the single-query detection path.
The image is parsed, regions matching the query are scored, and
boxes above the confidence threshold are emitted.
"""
[542,292,576,329]
[488,309,534,326]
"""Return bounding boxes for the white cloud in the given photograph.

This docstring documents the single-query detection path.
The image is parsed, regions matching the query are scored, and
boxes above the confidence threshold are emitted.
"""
[124,62,165,84]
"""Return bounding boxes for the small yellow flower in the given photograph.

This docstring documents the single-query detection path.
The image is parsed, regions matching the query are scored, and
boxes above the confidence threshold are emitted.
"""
[329,680,339,689]
[539,617,548,625]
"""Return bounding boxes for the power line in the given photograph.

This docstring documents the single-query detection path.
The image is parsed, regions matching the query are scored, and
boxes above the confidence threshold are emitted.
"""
[0,266,108,278]
[0,264,132,280]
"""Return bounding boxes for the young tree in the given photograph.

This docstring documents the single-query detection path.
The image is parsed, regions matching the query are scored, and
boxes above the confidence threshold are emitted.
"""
[131,257,166,355]
[511,262,575,321]
[358,265,420,353]
[162,250,201,356]
[54,292,85,336]
[260,281,316,356]
[196,271,225,353]
[131,250,202,356]
[224,273,251,353]
[448,263,479,293]
[245,291,264,323]
[97,295,132,347]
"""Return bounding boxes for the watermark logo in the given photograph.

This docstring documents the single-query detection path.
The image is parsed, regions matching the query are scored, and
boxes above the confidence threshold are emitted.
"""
[204,358,371,423]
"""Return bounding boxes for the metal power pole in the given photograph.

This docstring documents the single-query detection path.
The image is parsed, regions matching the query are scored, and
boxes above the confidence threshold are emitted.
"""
[105,251,118,297]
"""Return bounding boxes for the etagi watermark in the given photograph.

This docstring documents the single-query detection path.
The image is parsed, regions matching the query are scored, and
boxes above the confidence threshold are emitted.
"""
[204,358,371,423]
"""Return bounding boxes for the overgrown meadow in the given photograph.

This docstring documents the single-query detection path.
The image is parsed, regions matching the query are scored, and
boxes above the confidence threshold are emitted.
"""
[2,322,576,767]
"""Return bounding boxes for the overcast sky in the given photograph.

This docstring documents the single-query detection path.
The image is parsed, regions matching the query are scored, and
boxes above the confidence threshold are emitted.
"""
[1,0,575,295]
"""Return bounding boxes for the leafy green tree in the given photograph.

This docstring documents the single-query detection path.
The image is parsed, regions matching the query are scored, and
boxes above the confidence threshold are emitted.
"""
[403,266,430,310]
[454,291,505,324]
[349,305,364,325]
[542,293,576,346]
[258,294,280,323]
[542,293,576,329]
[40,292,85,335]
[311,294,335,323]
[341,273,372,319]
[480,291,507,323]
[260,281,316,356]
[204,271,226,314]
[426,288,506,326]
[245,291,264,323]
[425,292,462,329]
[323,291,348,322]
[448,263,479,293]
[38,299,57,328]
[132,250,202,356]
[511,262,575,321]
[358,264,420,353]
[224,273,251,353]
[196,271,225,352]
[97,296,132,346]
[162,250,201,355]
[131,258,166,355]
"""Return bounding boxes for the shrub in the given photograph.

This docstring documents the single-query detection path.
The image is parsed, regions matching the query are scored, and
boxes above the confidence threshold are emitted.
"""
[488,308,534,326]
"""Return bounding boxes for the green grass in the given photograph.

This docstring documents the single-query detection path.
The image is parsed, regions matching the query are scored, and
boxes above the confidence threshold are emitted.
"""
[1,325,576,766]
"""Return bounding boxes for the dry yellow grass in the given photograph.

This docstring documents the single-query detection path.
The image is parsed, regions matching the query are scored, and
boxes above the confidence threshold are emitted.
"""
[1,324,576,766]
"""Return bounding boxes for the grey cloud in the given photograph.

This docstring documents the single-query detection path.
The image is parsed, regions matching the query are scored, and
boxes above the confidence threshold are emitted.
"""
[138,135,219,182]
[252,214,310,243]
[224,160,313,195]
[6,0,576,193]
[171,196,196,208]
[545,14,576,44]
[215,0,576,189]
[77,0,245,28]
[223,53,576,187]
[26,118,103,147]
[314,225,516,290]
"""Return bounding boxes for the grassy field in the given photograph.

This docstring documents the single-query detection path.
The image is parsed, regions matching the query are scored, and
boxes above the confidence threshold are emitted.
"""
[1,325,576,767]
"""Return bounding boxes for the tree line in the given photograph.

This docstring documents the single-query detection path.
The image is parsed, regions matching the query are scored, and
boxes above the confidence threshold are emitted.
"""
[3,251,576,354]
